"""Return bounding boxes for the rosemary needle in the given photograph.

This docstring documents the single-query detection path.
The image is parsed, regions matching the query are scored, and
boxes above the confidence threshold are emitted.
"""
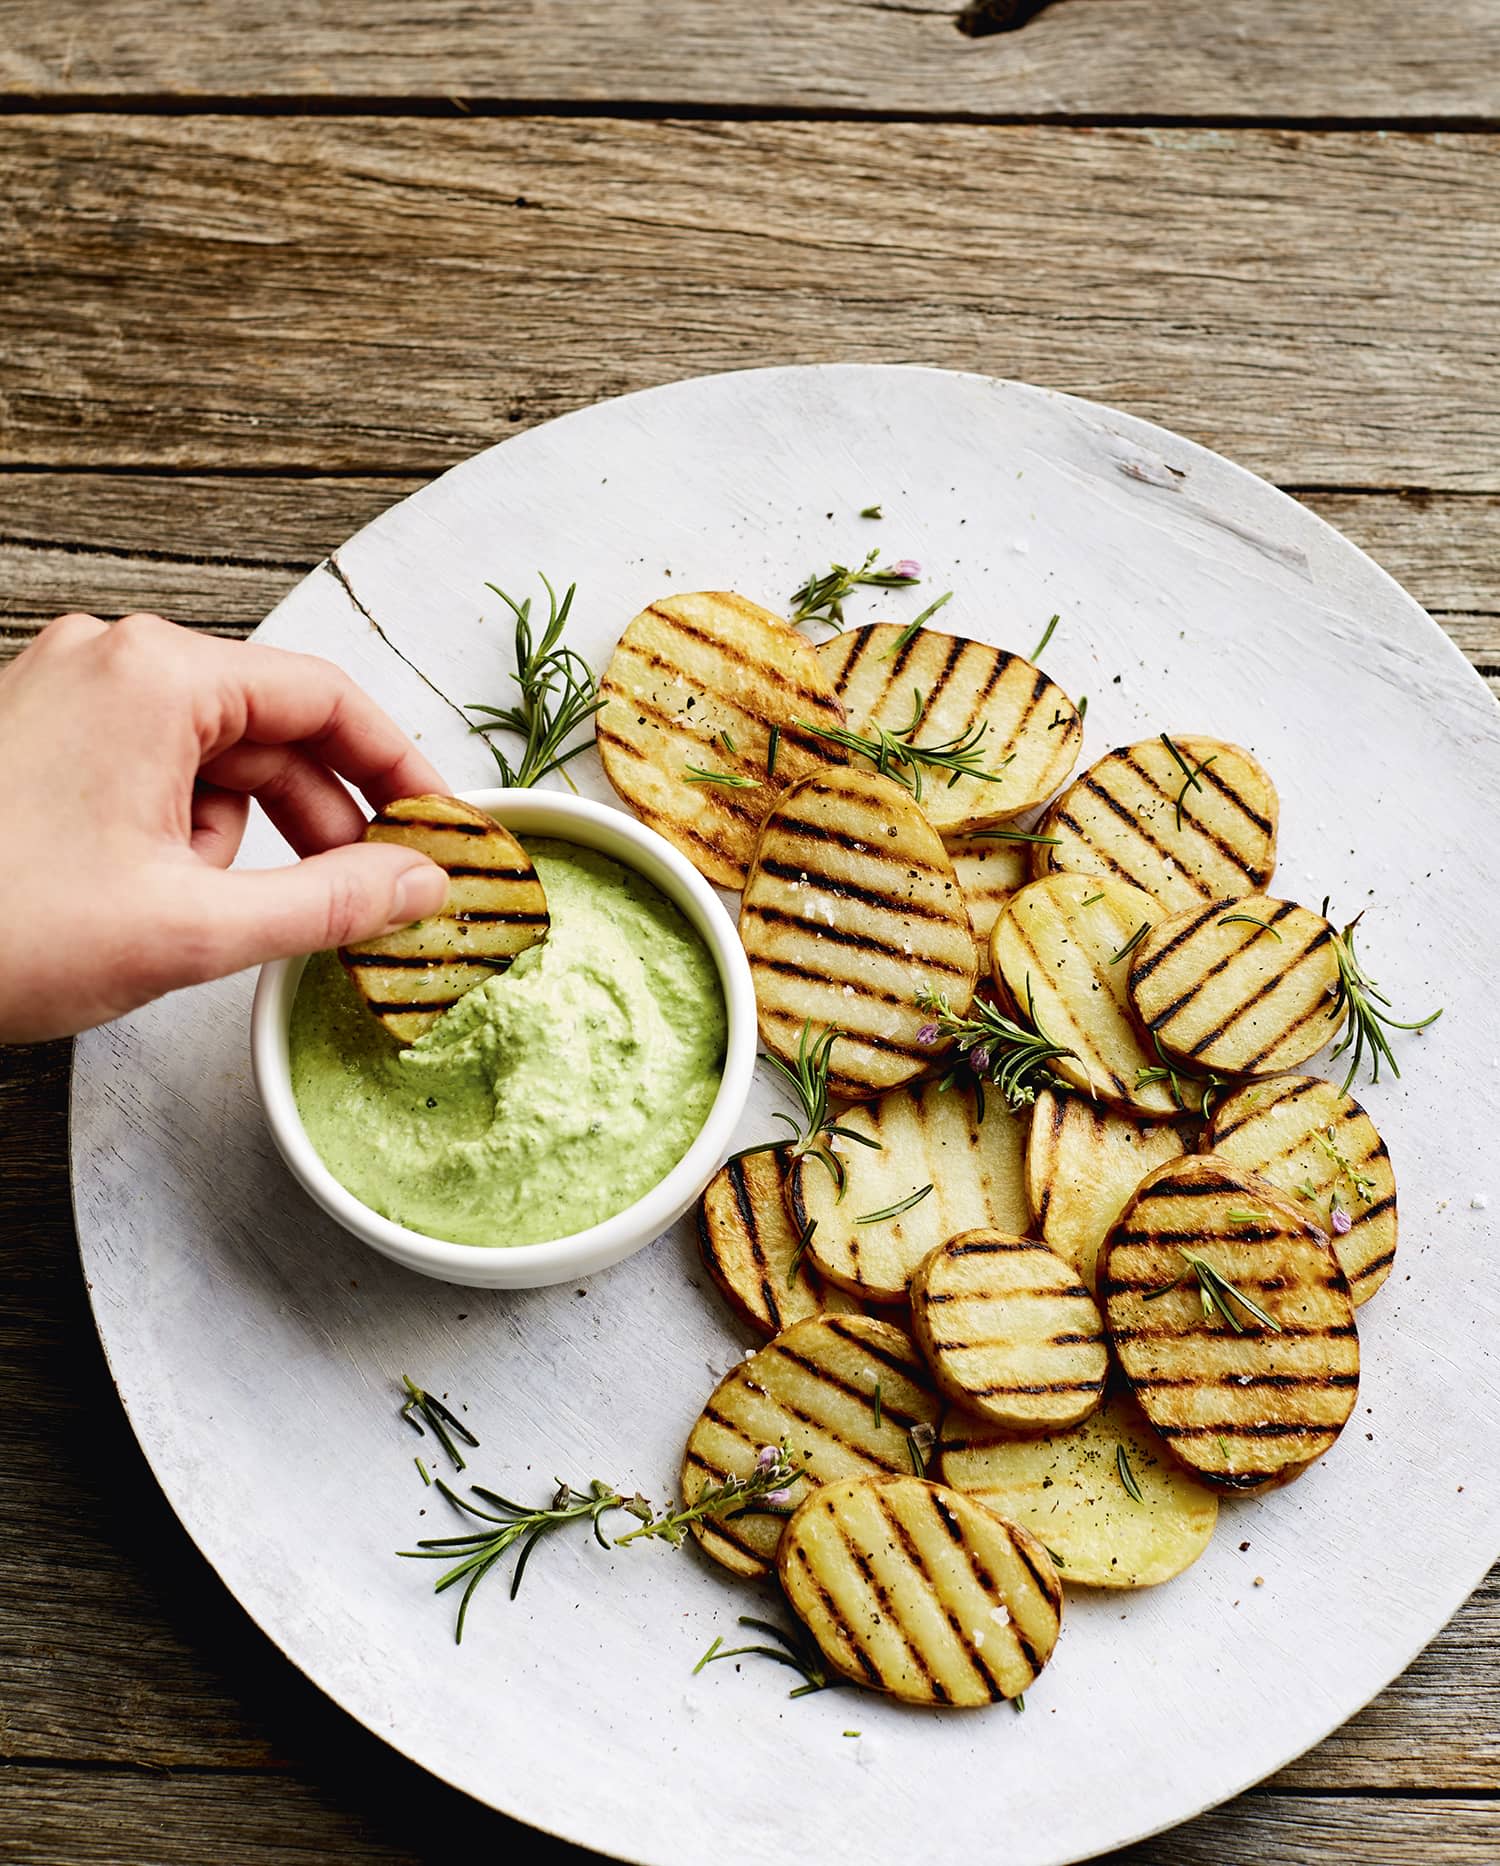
[856,1184,933,1224]
[400,1374,479,1472]
[1219,913,1283,941]
[1159,732,1218,832]
[1110,922,1150,966]
[885,590,954,658]
[684,763,761,789]
[972,826,1061,847]
[694,1616,835,1697]
[1030,614,1060,661]
[1116,1445,1145,1504]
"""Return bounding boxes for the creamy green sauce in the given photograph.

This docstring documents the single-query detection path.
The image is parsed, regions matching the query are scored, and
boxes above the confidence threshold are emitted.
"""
[288,836,726,1247]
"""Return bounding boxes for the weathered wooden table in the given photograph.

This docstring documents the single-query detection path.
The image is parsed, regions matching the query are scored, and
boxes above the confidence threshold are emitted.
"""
[2,6,1498,1860]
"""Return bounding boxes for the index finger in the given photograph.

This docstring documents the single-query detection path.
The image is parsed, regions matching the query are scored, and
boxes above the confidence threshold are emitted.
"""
[205,638,450,806]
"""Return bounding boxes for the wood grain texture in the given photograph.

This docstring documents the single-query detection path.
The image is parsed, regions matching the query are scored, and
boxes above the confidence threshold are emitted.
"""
[0,1,1497,120]
[5,120,1500,486]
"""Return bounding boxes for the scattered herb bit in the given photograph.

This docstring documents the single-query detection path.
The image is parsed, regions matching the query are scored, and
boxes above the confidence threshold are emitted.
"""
[1296,1179,1320,1201]
[1012,1693,1026,1715]
[1218,1436,1232,1463]
[844,1730,862,1738]
[856,1184,934,1225]
[1313,1125,1377,1203]
[1225,1208,1272,1225]
[907,1422,936,1477]
[789,548,920,628]
[972,826,1062,847]
[860,504,883,520]
[400,1374,480,1472]
[1030,614,1059,661]
[885,589,954,659]
[1043,1545,1067,1568]
[766,723,781,778]
[1116,1445,1145,1504]
[1219,913,1283,942]
[1077,695,1088,724]
[402,1441,809,1642]
[794,686,1011,805]
[1144,1249,1283,1336]
[871,1378,884,1429]
[1325,913,1442,1094]
[718,728,738,757]
[415,1456,432,1487]
[1135,1030,1234,1120]
[1079,892,1104,908]
[1159,732,1219,832]
[917,978,1077,1110]
[1110,922,1150,966]
[724,1020,880,1196]
[694,1615,836,1697]
[684,763,761,789]
[468,575,606,788]
[787,1216,817,1289]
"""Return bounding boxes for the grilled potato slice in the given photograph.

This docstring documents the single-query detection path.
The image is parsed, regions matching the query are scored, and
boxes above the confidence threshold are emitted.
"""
[815,623,1083,833]
[1100,1155,1359,1492]
[1033,736,1278,912]
[910,1232,1108,1432]
[739,767,978,1100]
[697,1147,862,1336]
[937,1392,1219,1588]
[681,1315,941,1578]
[990,874,1173,1116]
[943,828,1032,964]
[779,1473,1062,1706]
[790,1077,1031,1305]
[1129,895,1343,1076]
[1026,1087,1187,1289]
[596,591,845,888]
[339,795,548,1044]
[1207,1076,1398,1305]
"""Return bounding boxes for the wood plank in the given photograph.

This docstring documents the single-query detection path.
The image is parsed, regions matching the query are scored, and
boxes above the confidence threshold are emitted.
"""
[4,120,1500,487]
[3,479,1496,699]
[4,1770,1500,1866]
[0,1,1496,121]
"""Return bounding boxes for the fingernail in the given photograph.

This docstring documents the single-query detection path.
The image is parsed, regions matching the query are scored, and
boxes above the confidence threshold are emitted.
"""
[388,861,449,930]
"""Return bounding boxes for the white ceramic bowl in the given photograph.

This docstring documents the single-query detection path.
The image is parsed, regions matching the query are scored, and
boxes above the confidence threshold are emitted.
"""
[250,789,757,1288]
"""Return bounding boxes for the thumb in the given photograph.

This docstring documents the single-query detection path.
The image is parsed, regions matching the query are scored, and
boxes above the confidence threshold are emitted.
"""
[167,843,450,986]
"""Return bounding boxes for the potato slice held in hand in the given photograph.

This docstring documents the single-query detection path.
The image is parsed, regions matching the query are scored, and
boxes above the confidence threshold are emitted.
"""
[1026,1087,1187,1289]
[815,623,1083,832]
[1208,1075,1398,1305]
[681,1315,941,1579]
[739,767,978,1100]
[596,591,845,888]
[1033,735,1278,912]
[790,1077,1031,1305]
[697,1147,861,1337]
[1129,895,1343,1076]
[938,1392,1219,1588]
[910,1231,1108,1432]
[779,1473,1062,1706]
[1100,1155,1359,1492]
[339,795,548,1044]
[990,874,1172,1116]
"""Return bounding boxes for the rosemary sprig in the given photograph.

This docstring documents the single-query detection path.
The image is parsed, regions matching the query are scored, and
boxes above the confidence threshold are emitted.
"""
[401,1440,808,1641]
[971,826,1061,847]
[1313,1125,1377,1202]
[468,574,605,788]
[1110,922,1151,966]
[1135,1029,1234,1120]
[724,1019,880,1196]
[399,1374,479,1472]
[683,764,761,789]
[1219,913,1283,942]
[856,1184,933,1224]
[916,979,1076,1110]
[1031,613,1059,661]
[795,686,1010,805]
[1325,912,1442,1094]
[694,1616,836,1698]
[1143,1248,1283,1335]
[1116,1444,1145,1504]
[1159,732,1219,832]
[789,548,920,628]
[885,589,954,658]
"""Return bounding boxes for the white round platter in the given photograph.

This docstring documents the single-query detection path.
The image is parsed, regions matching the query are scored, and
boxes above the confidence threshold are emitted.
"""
[72,365,1500,1866]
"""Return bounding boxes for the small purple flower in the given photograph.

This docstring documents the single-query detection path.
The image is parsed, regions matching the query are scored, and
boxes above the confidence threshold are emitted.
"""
[891,558,921,580]
[761,1488,794,1509]
[754,1444,781,1474]
[970,1044,993,1076]
[1331,1206,1352,1236]
[915,1021,940,1047]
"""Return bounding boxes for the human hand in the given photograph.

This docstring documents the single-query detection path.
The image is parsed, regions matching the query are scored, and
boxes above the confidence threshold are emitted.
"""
[0,612,453,1042]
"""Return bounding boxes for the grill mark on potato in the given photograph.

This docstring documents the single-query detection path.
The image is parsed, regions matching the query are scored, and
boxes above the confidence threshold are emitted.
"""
[1008,912,1129,1098]
[872,1492,996,1700]
[792,1543,887,1687]
[840,1520,948,1702]
[950,1376,1104,1396]
[1180,928,1333,1058]
[741,903,975,978]
[1152,1419,1338,1440]
[917,633,968,715]
[768,816,950,880]
[1232,979,1339,1070]
[823,1316,929,1379]
[1143,902,1297,1025]
[642,602,840,714]
[755,855,961,923]
[765,1342,928,1431]
[1117,748,1249,872]
[751,954,913,1011]
[1195,755,1277,837]
[1352,1246,1397,1283]
[371,813,489,836]
[1048,810,1134,883]
[1110,1319,1355,1343]
[1082,771,1182,872]
[1207,1074,1326,1142]
[1128,898,1231,986]
[1349,1192,1396,1229]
